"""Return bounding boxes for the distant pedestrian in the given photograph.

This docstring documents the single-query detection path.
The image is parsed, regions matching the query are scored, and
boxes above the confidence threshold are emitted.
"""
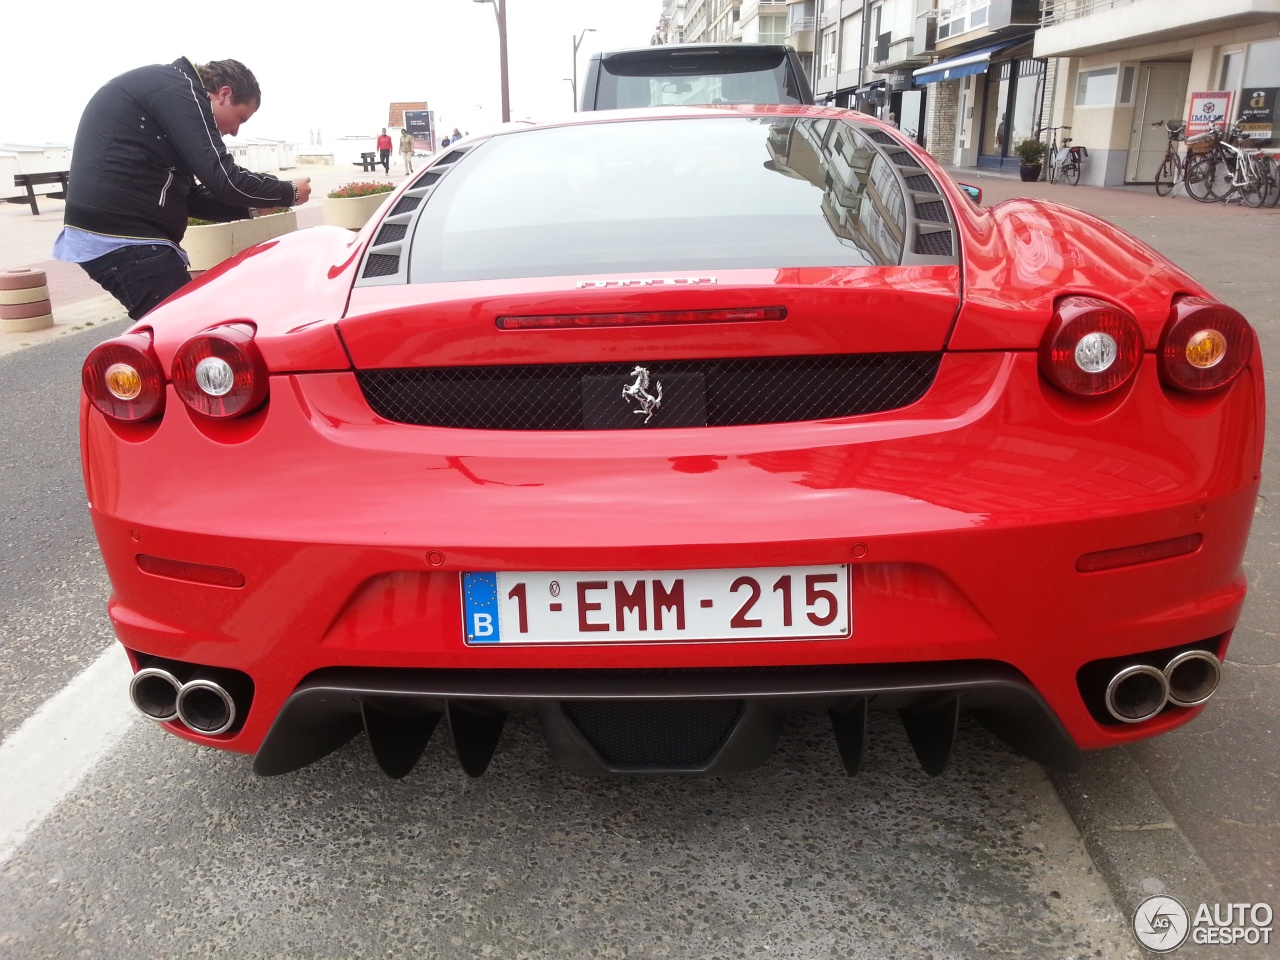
[399,128,414,174]
[54,57,310,320]
[377,128,392,173]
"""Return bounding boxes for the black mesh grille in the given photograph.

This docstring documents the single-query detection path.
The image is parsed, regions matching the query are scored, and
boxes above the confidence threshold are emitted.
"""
[356,353,942,430]
[374,223,407,245]
[885,150,915,167]
[915,231,953,256]
[906,175,939,193]
[915,201,948,222]
[867,131,899,145]
[362,254,400,278]
[564,700,743,767]
[389,195,421,217]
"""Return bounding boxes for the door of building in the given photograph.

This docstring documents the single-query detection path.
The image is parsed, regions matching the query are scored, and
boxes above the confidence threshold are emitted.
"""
[1126,61,1191,182]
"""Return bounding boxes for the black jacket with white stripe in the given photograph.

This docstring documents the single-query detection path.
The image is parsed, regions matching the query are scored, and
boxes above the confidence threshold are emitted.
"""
[64,57,293,245]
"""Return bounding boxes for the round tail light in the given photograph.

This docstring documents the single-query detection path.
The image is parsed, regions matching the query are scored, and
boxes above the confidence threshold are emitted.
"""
[1039,296,1143,396]
[172,326,269,418]
[1158,297,1254,393]
[82,333,166,422]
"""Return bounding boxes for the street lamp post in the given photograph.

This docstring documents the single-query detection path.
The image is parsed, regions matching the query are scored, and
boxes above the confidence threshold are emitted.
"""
[571,27,596,112]
[473,0,510,123]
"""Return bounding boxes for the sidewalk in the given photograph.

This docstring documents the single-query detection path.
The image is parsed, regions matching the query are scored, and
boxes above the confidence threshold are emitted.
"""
[0,162,405,356]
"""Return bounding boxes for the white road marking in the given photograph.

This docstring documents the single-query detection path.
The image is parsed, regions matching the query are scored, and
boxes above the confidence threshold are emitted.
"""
[0,644,137,865]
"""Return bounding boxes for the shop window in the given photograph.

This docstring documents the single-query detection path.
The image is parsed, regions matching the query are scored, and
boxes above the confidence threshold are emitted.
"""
[1075,68,1118,107]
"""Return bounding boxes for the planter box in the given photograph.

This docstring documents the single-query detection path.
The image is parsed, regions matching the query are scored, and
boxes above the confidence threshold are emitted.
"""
[321,192,390,231]
[184,210,298,272]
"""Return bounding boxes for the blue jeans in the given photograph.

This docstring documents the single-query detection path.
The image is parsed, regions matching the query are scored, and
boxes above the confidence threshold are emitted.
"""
[82,243,191,320]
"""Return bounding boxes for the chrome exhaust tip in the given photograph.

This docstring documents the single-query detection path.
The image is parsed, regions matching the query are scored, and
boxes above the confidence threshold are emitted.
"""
[1164,650,1222,707]
[177,675,237,736]
[1104,664,1169,723]
[129,667,183,722]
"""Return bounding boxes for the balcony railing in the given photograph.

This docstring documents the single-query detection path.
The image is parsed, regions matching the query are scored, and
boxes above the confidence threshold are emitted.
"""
[1041,0,1137,26]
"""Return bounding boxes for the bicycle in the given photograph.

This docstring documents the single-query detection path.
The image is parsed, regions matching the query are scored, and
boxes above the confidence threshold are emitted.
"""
[1151,119,1186,196]
[1039,126,1069,182]
[1048,131,1087,185]
[1185,118,1271,207]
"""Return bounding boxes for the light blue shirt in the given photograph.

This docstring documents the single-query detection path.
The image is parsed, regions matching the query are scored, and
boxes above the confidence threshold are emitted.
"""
[53,227,189,267]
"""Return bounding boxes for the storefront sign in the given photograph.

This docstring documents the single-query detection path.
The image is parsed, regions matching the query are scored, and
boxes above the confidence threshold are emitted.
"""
[1237,87,1278,142]
[1186,91,1233,137]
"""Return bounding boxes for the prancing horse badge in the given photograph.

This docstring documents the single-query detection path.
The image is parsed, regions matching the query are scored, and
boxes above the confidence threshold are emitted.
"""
[622,366,662,424]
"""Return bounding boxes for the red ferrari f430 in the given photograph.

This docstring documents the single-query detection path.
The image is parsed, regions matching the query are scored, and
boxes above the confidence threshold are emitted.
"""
[80,107,1264,779]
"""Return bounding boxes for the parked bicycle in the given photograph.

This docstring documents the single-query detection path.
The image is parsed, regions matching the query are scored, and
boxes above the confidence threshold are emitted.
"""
[1151,119,1186,196]
[1040,126,1067,182]
[1184,118,1272,207]
[1046,128,1087,185]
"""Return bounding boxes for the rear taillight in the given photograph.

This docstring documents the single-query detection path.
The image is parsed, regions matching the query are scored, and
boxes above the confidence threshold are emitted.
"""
[1039,296,1143,397]
[172,325,269,418]
[82,333,166,422]
[1158,297,1254,393]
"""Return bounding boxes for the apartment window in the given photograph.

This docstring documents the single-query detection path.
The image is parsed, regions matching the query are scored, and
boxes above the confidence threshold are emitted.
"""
[821,29,838,78]
[938,0,988,39]
[1242,37,1280,86]
[1075,68,1118,107]
[759,14,786,45]
[1119,66,1136,105]
[1219,51,1243,91]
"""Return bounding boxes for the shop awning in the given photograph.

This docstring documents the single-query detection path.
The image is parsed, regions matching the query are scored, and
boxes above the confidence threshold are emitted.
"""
[911,35,1031,86]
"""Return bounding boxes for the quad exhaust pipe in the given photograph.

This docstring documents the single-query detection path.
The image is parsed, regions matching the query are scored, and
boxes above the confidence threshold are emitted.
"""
[128,662,252,736]
[1103,650,1222,723]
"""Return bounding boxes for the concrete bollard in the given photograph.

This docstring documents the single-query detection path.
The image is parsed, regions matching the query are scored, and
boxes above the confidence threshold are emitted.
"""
[0,268,55,333]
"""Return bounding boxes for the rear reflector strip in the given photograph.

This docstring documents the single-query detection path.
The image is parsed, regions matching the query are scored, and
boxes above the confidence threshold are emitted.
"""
[1076,534,1202,573]
[136,554,246,588]
[497,307,787,330]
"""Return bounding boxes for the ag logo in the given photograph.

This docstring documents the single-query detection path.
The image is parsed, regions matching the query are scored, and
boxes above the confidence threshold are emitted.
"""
[1133,895,1190,952]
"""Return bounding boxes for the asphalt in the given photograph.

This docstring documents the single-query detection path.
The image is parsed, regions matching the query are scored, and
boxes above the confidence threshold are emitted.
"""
[2,160,1276,950]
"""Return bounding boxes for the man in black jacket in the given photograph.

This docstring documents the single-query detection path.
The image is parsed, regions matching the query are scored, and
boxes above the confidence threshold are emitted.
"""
[55,57,312,319]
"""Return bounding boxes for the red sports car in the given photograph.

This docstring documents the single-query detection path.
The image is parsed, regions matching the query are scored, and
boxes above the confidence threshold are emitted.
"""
[80,106,1263,779]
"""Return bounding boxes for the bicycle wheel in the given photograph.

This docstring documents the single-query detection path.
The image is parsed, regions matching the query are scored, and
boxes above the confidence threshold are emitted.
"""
[1185,154,1227,202]
[1259,154,1279,208]
[1064,158,1081,186]
[1241,157,1267,207]
[1154,156,1177,196]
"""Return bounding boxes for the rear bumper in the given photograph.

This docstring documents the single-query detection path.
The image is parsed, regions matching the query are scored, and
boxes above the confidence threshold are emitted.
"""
[83,350,1264,773]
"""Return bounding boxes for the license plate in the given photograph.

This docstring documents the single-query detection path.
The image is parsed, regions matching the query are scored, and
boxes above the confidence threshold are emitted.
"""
[461,566,851,645]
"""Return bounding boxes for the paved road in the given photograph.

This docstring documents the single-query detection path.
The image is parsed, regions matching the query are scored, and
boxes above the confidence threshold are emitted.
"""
[0,164,1274,958]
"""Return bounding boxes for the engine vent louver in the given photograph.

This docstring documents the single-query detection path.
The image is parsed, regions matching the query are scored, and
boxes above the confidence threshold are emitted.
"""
[915,230,953,256]
[866,130,900,145]
[356,352,942,430]
[389,195,422,217]
[362,253,401,278]
[915,201,948,222]
[374,223,407,245]
[905,175,939,193]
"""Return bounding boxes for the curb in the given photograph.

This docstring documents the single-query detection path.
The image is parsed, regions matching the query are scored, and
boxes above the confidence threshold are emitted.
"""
[1049,748,1274,958]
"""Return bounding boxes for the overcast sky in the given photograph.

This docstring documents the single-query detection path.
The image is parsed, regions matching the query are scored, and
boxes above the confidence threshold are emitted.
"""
[1,0,662,147]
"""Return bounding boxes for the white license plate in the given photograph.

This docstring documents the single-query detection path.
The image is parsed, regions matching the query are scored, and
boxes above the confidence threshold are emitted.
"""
[461,566,851,645]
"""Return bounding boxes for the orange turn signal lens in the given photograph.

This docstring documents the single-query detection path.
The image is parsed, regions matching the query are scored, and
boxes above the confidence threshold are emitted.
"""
[1158,297,1253,392]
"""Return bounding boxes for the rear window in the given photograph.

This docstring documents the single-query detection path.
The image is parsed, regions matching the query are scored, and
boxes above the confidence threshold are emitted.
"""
[596,48,805,108]
[407,117,914,284]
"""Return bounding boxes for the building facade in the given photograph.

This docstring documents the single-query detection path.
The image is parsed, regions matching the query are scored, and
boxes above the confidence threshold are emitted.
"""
[669,0,1280,187]
[1034,0,1280,185]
